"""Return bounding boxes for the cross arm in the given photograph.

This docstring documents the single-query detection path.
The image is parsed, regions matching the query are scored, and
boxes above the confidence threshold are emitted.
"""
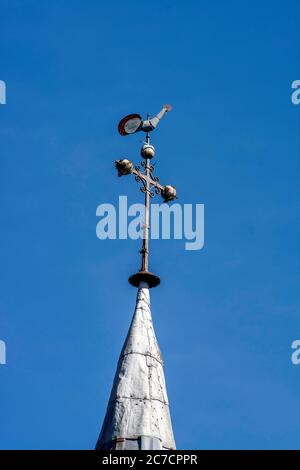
[115,158,176,202]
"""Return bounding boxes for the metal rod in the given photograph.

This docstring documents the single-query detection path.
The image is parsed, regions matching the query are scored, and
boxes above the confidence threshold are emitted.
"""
[141,130,150,272]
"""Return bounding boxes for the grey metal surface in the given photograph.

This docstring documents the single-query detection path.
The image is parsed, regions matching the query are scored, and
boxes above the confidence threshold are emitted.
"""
[95,283,176,450]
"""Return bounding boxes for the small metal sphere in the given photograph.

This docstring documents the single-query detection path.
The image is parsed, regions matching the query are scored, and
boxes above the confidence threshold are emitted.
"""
[140,144,155,159]
[115,159,134,176]
[162,185,177,202]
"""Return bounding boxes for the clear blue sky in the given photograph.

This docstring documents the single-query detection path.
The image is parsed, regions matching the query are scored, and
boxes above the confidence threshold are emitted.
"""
[1,0,300,450]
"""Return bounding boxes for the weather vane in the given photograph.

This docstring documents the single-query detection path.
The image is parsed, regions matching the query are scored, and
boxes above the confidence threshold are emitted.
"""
[115,104,177,288]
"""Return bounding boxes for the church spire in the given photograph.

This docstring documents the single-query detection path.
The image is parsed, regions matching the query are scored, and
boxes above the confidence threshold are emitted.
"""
[95,106,177,450]
[95,283,176,450]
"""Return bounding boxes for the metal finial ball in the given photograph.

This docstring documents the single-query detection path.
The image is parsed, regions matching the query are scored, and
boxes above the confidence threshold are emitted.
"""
[140,144,155,159]
[162,185,177,202]
[115,159,134,177]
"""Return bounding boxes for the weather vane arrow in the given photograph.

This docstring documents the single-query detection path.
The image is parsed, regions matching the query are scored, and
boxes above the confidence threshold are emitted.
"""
[115,104,177,288]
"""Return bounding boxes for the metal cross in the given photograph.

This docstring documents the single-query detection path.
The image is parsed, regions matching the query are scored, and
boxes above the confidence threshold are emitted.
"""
[115,107,176,288]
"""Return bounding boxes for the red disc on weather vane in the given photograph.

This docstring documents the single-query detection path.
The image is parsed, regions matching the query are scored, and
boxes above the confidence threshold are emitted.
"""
[118,113,142,136]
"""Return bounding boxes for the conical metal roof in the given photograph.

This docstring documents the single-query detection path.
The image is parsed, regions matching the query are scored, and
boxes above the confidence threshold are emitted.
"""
[95,283,176,450]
